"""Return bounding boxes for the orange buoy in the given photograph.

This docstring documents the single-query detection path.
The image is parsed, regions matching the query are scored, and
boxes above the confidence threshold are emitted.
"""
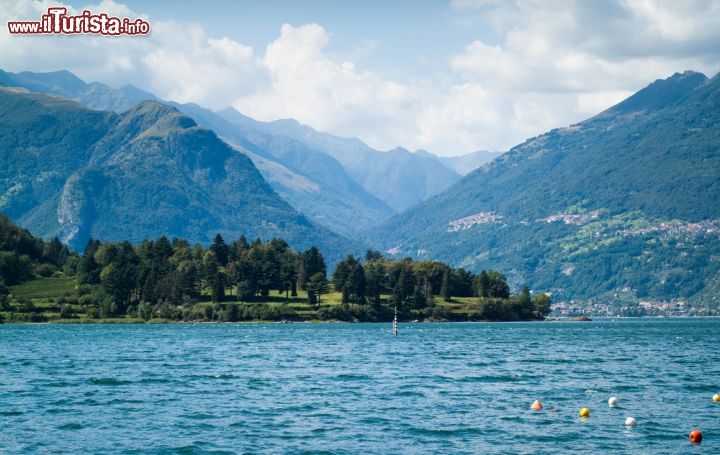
[530,399,543,411]
[690,430,703,444]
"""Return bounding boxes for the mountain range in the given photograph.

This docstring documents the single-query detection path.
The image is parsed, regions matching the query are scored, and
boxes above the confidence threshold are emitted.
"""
[0,69,481,235]
[217,108,469,212]
[4,67,719,307]
[0,86,358,264]
[370,71,720,307]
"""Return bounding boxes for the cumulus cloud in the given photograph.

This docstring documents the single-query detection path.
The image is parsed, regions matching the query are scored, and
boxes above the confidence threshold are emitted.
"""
[1,0,719,155]
[0,0,265,107]
[232,23,421,148]
[444,0,720,150]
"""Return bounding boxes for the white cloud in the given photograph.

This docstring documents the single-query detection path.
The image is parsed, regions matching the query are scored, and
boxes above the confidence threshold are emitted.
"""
[0,0,265,108]
[231,23,421,149]
[1,0,719,155]
[442,0,720,151]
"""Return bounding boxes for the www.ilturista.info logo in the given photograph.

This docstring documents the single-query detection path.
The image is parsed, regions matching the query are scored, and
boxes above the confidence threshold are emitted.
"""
[8,7,150,36]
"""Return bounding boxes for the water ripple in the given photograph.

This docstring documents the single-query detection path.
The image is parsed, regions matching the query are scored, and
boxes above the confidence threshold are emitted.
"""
[1,319,719,453]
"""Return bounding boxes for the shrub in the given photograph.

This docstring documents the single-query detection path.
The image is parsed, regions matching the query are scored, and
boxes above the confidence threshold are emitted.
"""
[35,263,57,277]
[59,305,74,319]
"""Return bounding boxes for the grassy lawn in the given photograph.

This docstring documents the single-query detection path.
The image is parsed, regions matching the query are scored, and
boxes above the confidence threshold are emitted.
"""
[2,275,483,323]
[8,275,75,300]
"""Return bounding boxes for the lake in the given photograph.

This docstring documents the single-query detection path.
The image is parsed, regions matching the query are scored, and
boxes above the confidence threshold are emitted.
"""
[1,319,719,453]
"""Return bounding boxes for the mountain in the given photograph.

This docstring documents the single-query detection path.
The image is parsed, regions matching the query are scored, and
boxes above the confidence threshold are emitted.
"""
[217,108,462,212]
[0,69,155,112]
[0,87,358,263]
[436,150,502,175]
[0,69,393,237]
[168,103,393,237]
[370,71,720,307]
[1,68,461,224]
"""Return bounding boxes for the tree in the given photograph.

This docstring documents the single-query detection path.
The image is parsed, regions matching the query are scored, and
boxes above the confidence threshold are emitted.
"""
[154,236,173,264]
[440,269,451,301]
[518,285,532,318]
[78,239,102,284]
[351,263,366,304]
[235,280,253,303]
[229,235,249,262]
[299,246,326,290]
[201,251,220,290]
[534,293,552,318]
[413,274,433,309]
[18,297,35,313]
[0,252,34,285]
[486,271,510,299]
[210,233,230,266]
[226,302,239,322]
[306,272,329,306]
[333,256,365,304]
[43,237,67,267]
[138,302,153,321]
[474,271,490,298]
[0,282,9,310]
[279,249,299,300]
[452,268,474,297]
[211,271,227,302]
[307,288,317,307]
[365,249,384,261]
[392,263,415,313]
[364,262,384,308]
[333,255,355,304]
[98,242,139,313]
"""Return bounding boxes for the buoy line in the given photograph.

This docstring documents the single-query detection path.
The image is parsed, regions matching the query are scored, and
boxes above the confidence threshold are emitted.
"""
[525,395,709,444]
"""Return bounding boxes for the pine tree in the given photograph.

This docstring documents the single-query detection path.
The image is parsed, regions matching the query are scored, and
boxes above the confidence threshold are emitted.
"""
[210,233,230,266]
[299,246,326,290]
[475,270,490,298]
[364,262,384,308]
[307,272,329,306]
[332,255,356,304]
[440,269,451,301]
[350,262,366,304]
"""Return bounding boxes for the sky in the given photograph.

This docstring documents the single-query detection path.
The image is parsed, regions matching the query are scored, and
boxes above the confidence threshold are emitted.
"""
[2,0,720,156]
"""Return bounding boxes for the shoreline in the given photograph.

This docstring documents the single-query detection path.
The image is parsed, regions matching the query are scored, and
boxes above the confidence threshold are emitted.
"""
[3,316,719,325]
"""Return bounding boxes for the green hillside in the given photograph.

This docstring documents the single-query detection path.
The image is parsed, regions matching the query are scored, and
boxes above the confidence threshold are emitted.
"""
[0,88,359,264]
[371,71,720,308]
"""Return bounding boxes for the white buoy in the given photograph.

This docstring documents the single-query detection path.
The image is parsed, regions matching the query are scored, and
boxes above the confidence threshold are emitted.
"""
[625,417,637,426]
[393,306,398,336]
[608,396,617,407]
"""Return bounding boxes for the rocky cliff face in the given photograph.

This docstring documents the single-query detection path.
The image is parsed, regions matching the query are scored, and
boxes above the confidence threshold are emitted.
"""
[0,89,360,264]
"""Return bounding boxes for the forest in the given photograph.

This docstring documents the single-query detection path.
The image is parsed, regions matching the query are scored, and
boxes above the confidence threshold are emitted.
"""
[0,214,551,323]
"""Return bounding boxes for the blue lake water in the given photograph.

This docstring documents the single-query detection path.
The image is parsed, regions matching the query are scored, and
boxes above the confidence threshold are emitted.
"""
[1,319,719,454]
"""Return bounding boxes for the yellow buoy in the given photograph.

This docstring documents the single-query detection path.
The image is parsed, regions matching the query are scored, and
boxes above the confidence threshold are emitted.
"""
[579,407,590,418]
[713,393,720,402]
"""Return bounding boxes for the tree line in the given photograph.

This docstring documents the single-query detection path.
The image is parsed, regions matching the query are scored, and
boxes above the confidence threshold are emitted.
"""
[1,212,551,322]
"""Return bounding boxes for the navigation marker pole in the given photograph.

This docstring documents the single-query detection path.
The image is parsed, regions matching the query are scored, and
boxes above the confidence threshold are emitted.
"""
[393,306,398,336]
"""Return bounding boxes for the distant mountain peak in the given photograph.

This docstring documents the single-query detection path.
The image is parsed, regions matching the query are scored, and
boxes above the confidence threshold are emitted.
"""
[16,69,87,91]
[120,100,196,134]
[0,68,155,113]
[386,146,411,154]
